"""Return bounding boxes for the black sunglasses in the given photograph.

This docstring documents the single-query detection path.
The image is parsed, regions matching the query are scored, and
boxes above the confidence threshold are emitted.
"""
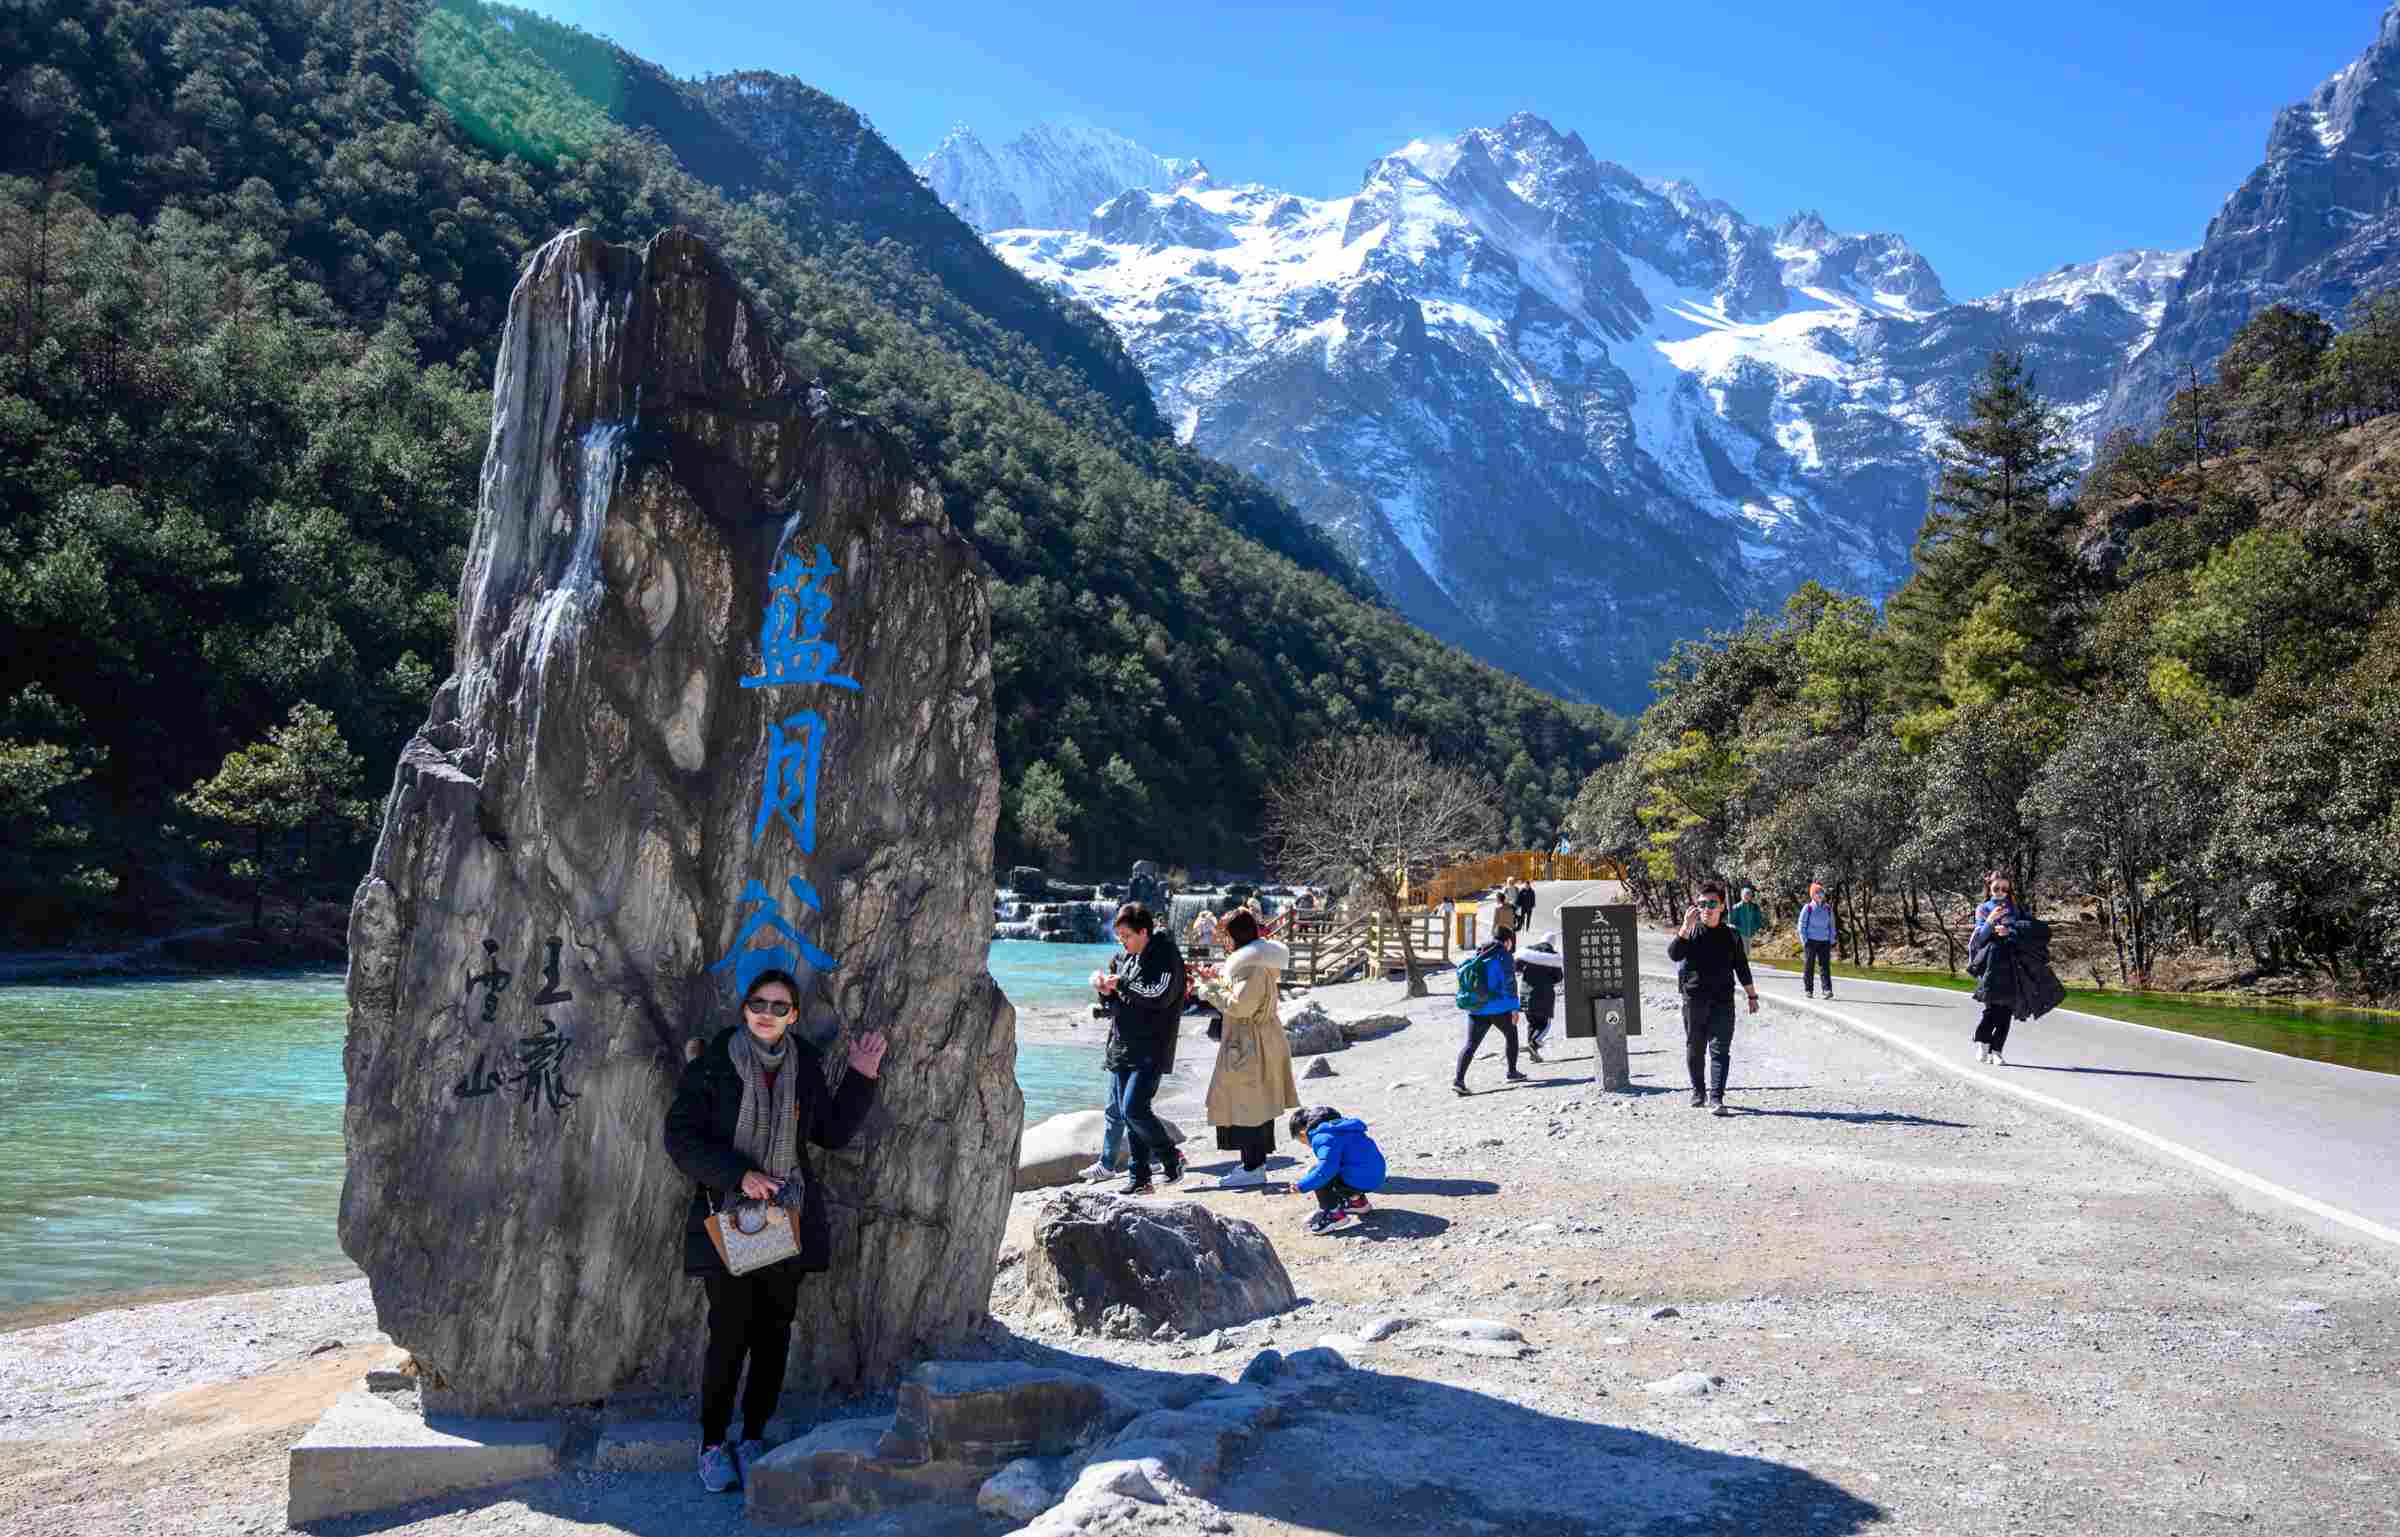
[1697,899,1722,909]
[743,997,794,1018]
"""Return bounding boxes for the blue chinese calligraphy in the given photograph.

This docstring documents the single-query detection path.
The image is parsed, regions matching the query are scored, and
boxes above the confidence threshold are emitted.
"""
[708,876,839,1000]
[739,545,860,692]
[752,710,826,853]
[712,536,866,1011]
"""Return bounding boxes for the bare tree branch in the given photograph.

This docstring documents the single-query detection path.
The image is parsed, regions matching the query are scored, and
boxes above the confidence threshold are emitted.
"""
[1264,732,1501,995]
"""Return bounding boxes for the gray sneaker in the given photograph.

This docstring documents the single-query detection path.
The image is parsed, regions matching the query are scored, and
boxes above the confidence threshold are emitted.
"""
[733,1438,770,1487]
[699,1442,738,1493]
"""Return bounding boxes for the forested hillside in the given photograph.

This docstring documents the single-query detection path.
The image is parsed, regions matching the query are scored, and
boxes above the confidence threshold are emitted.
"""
[0,0,1619,944]
[1571,306,2400,1000]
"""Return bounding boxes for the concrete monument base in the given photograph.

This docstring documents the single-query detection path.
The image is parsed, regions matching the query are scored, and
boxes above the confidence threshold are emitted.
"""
[287,1389,559,1526]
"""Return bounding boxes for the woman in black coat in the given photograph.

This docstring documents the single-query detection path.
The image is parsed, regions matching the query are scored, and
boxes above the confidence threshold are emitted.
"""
[663,968,885,1493]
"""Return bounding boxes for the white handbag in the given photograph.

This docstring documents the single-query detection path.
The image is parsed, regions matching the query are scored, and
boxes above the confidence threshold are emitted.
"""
[703,1187,803,1276]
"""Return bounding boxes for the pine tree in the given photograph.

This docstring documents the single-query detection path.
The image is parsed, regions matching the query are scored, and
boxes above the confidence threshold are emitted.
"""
[1884,352,2082,734]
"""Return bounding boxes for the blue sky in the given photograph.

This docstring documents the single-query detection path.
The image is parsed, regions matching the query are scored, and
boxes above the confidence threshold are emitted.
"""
[513,0,2383,298]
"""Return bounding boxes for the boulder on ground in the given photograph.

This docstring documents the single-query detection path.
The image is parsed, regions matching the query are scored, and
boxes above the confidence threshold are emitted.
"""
[1341,1012,1410,1043]
[977,1458,1058,1521]
[1016,1110,1189,1190]
[1010,866,1052,898]
[1021,1191,1297,1337]
[1282,1002,1348,1057]
[1301,1056,1337,1080]
[748,1361,1105,1526]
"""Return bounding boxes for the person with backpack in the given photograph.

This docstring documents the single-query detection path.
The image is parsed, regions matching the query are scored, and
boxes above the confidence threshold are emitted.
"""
[1453,928,1525,1095]
[1796,881,1838,999]
[1289,1105,1387,1234]
[1516,929,1564,1061]
[1668,882,1759,1115]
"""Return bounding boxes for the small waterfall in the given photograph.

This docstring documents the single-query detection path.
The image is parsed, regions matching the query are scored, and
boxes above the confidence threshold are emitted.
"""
[529,421,628,681]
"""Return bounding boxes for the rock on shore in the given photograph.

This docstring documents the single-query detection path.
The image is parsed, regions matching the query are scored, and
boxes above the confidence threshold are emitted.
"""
[340,228,1019,1414]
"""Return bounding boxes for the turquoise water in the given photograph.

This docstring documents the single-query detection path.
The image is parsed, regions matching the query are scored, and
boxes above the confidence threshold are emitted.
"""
[0,947,1120,1315]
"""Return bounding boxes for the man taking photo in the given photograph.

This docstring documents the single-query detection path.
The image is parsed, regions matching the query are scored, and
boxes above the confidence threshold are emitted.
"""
[1668,882,1759,1116]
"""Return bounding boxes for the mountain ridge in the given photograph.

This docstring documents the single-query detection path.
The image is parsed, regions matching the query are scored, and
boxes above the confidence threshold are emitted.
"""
[932,109,2186,707]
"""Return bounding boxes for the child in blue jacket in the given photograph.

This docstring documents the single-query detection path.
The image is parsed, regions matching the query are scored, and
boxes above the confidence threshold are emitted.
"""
[1289,1106,1387,1234]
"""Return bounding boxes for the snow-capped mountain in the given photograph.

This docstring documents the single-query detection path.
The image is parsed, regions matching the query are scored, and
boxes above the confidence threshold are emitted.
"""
[2103,3,2400,441]
[916,117,1202,235]
[938,112,2182,707]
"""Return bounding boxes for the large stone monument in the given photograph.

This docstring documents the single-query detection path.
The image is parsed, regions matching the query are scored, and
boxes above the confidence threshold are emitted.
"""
[339,228,1022,1415]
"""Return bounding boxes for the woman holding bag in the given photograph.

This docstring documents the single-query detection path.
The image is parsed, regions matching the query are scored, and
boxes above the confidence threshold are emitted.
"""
[664,968,886,1495]
[1196,909,1300,1190]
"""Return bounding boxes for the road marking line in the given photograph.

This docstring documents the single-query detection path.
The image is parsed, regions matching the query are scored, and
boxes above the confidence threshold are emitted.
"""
[1768,991,2400,1255]
[1750,963,2389,1078]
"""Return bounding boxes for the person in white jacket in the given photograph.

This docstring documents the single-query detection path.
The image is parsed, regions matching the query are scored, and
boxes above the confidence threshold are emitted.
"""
[1194,909,1301,1189]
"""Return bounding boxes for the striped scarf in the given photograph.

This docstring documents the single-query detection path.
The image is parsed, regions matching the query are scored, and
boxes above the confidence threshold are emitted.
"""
[727,1028,800,1194]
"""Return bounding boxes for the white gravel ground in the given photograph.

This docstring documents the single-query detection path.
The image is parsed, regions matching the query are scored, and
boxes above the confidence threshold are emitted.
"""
[3,971,2393,1537]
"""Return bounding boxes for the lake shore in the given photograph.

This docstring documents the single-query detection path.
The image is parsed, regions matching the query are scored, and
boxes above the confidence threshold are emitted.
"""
[4,972,2393,1535]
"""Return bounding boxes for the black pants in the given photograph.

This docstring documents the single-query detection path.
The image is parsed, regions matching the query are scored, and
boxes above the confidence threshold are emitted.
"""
[1524,1007,1552,1048]
[1683,993,1737,1097]
[1973,1001,2013,1054]
[1456,1013,1519,1084]
[1217,1121,1271,1171]
[1110,1064,1178,1179]
[700,1259,804,1445]
[1313,1177,1362,1212]
[1803,939,1835,993]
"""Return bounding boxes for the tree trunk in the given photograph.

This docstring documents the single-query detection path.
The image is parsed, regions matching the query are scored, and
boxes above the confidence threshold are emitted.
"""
[251,823,267,935]
[1926,890,1961,974]
[1397,909,1428,999]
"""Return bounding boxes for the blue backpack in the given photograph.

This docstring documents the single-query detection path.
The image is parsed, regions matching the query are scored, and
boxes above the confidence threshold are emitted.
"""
[1454,945,1506,1011]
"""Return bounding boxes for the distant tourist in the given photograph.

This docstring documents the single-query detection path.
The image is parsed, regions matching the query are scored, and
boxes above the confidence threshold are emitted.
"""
[1513,878,1537,933]
[1729,885,1765,946]
[1968,876,2061,1065]
[1453,927,1525,1095]
[1188,906,1219,954]
[1486,888,1515,939]
[1289,1105,1387,1234]
[663,968,886,1494]
[1092,903,1187,1195]
[1516,929,1565,1062]
[1669,883,1759,1115]
[1195,909,1300,1188]
[1797,881,1838,999]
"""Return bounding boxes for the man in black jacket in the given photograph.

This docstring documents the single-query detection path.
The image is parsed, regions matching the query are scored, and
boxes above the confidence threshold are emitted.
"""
[1666,882,1759,1115]
[1095,902,1186,1195]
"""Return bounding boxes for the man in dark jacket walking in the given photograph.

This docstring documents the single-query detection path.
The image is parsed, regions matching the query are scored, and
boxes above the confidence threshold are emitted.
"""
[1513,879,1537,934]
[1095,902,1186,1194]
[1967,884,2062,1065]
[1667,882,1759,1115]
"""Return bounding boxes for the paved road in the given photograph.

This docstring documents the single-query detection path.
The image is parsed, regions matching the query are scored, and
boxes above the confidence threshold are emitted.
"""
[1520,880,2400,1259]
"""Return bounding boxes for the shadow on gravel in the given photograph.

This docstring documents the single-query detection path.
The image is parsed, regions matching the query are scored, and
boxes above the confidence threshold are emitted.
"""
[1376,1175,1501,1198]
[1216,1370,1885,1537]
[1332,1207,1450,1240]
[2005,1064,2252,1084]
[1724,1106,1972,1129]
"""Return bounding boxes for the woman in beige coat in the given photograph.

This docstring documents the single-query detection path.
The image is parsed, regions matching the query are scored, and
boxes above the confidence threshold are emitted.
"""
[1196,909,1300,1189]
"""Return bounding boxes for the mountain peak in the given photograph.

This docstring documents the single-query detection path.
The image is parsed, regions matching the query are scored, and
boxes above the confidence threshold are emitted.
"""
[1777,211,1835,251]
[917,117,1196,232]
